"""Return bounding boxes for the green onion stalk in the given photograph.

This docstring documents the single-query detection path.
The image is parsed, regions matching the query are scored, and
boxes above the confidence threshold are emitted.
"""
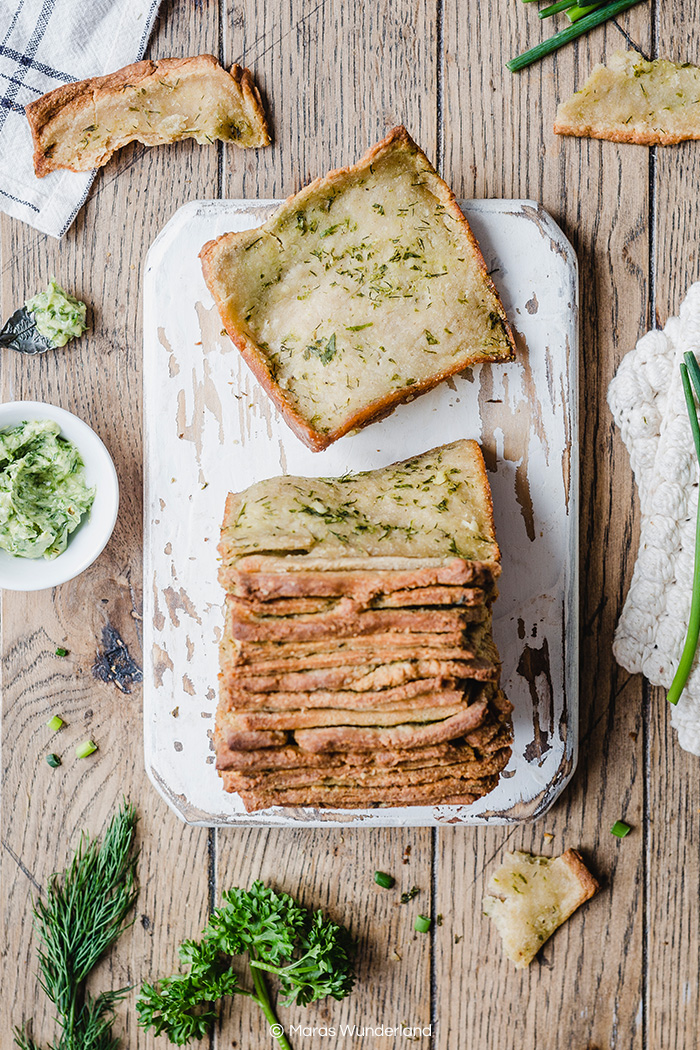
[667,355,700,705]
[507,0,646,72]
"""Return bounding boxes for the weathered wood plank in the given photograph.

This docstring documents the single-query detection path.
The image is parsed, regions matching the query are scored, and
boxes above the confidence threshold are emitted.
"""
[437,8,652,1048]
[213,2,440,1047]
[215,828,432,1048]
[647,8,700,1048]
[0,4,220,1047]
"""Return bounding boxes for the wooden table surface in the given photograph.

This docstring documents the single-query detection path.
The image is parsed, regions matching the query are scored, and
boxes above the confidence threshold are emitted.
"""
[2,2,699,1048]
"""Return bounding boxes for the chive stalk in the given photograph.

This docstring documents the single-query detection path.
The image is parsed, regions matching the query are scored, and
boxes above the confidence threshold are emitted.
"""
[566,2,604,22]
[539,0,577,17]
[414,915,431,933]
[47,715,64,732]
[507,0,646,72]
[611,820,632,838]
[667,357,700,705]
[55,647,68,657]
[46,753,61,768]
[76,740,97,758]
[374,871,394,889]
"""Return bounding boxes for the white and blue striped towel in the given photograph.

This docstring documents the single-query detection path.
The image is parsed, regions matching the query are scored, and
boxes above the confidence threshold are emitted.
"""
[0,0,161,237]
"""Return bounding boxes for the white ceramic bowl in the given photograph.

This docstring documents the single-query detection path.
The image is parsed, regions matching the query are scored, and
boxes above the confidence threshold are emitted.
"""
[0,401,119,591]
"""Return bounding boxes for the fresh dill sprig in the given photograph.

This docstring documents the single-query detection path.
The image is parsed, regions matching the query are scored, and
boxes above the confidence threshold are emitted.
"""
[14,801,139,1050]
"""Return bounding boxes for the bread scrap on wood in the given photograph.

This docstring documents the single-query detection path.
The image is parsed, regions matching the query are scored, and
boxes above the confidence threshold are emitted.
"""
[200,125,515,451]
[483,849,600,968]
[26,54,270,177]
[555,50,700,146]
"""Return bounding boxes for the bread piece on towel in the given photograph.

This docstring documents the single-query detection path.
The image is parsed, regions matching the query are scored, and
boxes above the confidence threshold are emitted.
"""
[200,126,514,451]
[555,51,700,146]
[26,54,269,177]
[483,849,600,969]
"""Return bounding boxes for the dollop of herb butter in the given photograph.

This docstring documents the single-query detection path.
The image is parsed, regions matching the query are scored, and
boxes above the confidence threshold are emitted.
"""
[0,420,95,559]
[25,279,87,348]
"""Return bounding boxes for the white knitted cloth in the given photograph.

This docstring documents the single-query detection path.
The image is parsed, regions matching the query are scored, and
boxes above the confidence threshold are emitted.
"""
[608,282,700,756]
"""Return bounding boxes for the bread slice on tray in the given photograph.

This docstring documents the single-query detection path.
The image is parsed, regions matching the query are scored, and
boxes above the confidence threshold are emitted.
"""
[26,55,270,177]
[219,439,500,570]
[200,125,515,451]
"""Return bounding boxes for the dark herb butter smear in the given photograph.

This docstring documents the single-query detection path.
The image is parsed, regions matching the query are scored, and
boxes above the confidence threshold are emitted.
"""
[0,420,95,559]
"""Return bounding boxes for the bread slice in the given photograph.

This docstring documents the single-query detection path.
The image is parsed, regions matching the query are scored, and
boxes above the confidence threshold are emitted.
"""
[483,849,600,968]
[200,126,514,450]
[554,51,700,146]
[26,54,270,177]
[235,775,499,811]
[217,728,514,773]
[224,559,499,597]
[219,440,500,567]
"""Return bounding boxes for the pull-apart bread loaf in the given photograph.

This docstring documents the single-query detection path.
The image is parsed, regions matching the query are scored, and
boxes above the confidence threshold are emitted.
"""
[555,51,700,146]
[214,440,514,812]
[200,126,515,451]
[26,54,269,177]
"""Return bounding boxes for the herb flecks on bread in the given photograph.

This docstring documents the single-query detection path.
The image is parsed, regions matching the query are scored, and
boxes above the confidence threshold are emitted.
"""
[555,51,700,146]
[200,126,515,451]
[26,55,270,177]
[483,849,600,968]
[218,440,500,567]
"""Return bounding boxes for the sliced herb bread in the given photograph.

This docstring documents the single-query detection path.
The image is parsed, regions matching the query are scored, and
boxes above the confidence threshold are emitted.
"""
[218,440,500,568]
[200,126,515,450]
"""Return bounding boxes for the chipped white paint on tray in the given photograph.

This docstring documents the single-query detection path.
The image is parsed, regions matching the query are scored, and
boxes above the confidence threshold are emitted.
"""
[143,198,578,827]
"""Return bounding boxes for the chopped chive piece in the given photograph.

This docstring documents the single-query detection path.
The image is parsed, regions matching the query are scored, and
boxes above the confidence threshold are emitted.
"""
[611,820,632,838]
[507,0,645,73]
[55,647,68,657]
[668,357,700,706]
[46,715,64,732]
[46,753,61,768]
[566,2,603,21]
[400,885,420,904]
[414,914,431,933]
[374,870,395,889]
[539,0,577,16]
[76,739,97,759]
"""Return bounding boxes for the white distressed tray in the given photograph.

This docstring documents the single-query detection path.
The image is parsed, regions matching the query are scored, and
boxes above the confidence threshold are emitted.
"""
[143,198,578,827]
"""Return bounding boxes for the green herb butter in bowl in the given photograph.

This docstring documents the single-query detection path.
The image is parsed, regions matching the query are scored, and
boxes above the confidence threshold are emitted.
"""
[0,402,118,591]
